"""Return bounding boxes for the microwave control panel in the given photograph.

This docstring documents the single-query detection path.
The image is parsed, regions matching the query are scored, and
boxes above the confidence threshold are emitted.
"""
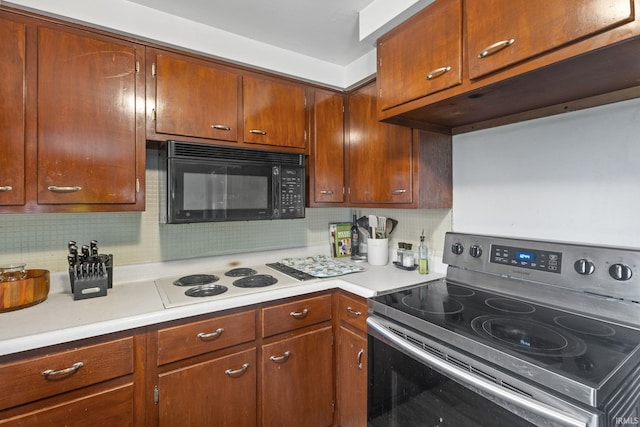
[276,166,304,218]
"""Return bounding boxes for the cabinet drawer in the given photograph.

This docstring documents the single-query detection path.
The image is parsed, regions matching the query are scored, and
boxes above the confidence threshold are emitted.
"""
[338,293,368,332]
[0,337,134,411]
[157,310,256,365]
[0,383,134,427]
[261,294,332,338]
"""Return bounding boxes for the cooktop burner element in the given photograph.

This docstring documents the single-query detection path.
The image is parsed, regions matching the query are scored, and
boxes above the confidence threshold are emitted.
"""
[402,294,464,315]
[233,274,278,288]
[485,297,536,314]
[470,315,587,356]
[225,267,257,277]
[185,284,228,298]
[173,274,219,287]
[554,315,617,337]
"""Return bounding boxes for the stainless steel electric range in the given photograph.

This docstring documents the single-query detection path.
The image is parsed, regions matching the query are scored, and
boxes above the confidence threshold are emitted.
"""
[368,232,640,427]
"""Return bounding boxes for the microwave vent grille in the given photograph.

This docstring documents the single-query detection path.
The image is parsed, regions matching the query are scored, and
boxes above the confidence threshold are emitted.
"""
[168,141,304,166]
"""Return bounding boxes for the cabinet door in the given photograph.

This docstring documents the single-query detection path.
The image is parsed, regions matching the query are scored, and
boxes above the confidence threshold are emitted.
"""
[153,52,239,142]
[243,76,306,149]
[36,26,143,206]
[466,0,634,79]
[377,0,462,111]
[348,83,413,204]
[158,348,256,427]
[310,90,345,204]
[0,16,26,206]
[336,327,367,427]
[262,327,333,427]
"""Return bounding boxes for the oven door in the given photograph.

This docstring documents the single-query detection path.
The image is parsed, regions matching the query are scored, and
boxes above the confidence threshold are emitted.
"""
[367,316,598,427]
[167,158,273,223]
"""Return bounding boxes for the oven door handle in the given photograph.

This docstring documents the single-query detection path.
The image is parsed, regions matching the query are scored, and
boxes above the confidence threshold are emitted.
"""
[367,317,591,427]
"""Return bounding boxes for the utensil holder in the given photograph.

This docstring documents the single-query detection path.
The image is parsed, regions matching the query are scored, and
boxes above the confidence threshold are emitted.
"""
[368,238,389,266]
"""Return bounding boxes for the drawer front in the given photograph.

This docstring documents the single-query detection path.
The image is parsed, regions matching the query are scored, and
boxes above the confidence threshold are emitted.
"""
[262,294,332,338]
[0,337,134,411]
[157,309,256,365]
[0,383,134,427]
[338,293,368,332]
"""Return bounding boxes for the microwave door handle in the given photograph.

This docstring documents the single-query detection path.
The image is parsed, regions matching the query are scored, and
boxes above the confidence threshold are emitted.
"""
[273,166,280,218]
[366,317,591,427]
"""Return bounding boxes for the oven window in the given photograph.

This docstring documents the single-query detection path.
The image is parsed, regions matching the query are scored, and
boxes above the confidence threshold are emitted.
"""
[368,336,536,427]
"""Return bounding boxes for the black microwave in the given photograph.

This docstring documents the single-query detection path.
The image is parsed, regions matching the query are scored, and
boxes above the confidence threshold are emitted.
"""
[160,141,305,224]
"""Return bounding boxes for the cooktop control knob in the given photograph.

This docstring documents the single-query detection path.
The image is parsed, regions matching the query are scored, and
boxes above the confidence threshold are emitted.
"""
[469,245,483,258]
[609,263,633,281]
[574,259,595,275]
[451,242,464,255]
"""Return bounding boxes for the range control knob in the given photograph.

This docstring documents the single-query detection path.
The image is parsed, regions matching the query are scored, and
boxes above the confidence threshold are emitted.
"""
[574,259,595,275]
[451,242,464,255]
[609,263,633,281]
[469,245,483,258]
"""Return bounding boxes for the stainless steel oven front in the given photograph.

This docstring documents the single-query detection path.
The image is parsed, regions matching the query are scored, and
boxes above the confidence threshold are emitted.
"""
[367,233,640,427]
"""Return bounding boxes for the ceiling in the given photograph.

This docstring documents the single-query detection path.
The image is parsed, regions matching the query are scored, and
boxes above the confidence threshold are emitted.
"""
[127,0,377,66]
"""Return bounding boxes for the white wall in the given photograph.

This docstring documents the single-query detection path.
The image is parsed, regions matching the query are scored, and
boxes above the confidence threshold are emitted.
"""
[452,98,640,248]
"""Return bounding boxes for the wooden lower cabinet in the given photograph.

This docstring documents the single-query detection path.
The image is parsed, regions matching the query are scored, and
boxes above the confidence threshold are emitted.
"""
[157,348,256,427]
[0,331,144,427]
[261,326,334,427]
[335,292,368,427]
[336,327,367,427]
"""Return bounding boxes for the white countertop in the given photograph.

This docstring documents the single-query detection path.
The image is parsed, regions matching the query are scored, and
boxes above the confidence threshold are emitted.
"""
[0,246,444,357]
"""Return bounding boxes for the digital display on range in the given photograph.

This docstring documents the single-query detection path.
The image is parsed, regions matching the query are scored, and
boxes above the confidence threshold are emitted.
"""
[491,245,562,274]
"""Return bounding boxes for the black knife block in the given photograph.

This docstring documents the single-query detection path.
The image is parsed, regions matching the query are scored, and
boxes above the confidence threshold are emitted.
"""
[69,254,113,300]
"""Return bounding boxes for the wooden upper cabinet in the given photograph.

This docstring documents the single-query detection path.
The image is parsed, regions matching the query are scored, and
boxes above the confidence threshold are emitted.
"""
[0,16,26,207]
[310,90,345,204]
[36,26,144,207]
[348,83,413,205]
[466,0,634,79]
[151,51,240,142]
[243,75,307,149]
[377,0,462,111]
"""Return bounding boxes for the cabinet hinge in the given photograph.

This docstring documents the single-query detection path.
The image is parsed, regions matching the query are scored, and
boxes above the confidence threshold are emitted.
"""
[152,108,157,121]
[151,62,156,77]
[136,178,140,193]
[304,95,307,108]
[304,129,307,142]
[332,400,335,413]
[135,60,140,73]
[154,385,159,405]
[378,57,382,68]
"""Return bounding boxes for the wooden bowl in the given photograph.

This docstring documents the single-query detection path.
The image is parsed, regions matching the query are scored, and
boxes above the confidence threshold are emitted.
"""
[0,269,50,313]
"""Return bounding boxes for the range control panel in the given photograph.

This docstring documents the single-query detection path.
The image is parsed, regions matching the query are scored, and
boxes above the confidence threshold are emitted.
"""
[491,245,563,274]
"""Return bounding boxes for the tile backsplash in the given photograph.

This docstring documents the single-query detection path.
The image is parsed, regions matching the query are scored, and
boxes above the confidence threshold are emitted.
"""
[0,150,451,273]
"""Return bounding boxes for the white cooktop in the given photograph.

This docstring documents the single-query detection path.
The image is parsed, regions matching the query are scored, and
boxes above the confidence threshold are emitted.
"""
[154,265,305,308]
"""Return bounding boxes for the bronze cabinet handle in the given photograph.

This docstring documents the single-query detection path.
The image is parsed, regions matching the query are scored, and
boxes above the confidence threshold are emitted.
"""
[225,363,250,377]
[478,39,515,58]
[197,327,225,341]
[42,362,84,379]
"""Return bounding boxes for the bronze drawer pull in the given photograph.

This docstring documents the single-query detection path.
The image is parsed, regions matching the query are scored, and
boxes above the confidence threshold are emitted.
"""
[346,306,362,317]
[319,190,335,195]
[269,351,291,363]
[0,186,12,192]
[197,328,225,341]
[289,308,309,319]
[211,124,232,131]
[478,39,515,58]
[249,129,267,135]
[356,349,365,370]
[425,66,451,80]
[225,363,250,377]
[391,189,407,195]
[42,362,84,379]
[47,186,82,193]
